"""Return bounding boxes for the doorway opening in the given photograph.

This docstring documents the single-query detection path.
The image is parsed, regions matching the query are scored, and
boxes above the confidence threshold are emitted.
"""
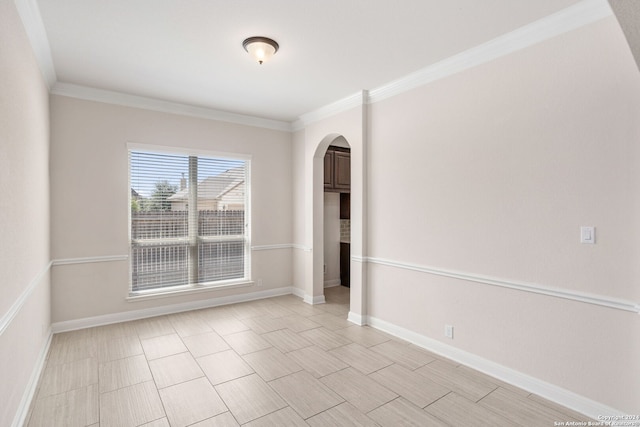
[322,137,351,306]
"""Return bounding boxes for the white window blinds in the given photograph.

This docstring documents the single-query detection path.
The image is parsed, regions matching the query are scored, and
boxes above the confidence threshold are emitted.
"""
[129,150,249,293]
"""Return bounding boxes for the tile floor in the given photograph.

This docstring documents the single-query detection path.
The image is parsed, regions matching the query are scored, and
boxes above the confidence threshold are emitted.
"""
[26,286,591,426]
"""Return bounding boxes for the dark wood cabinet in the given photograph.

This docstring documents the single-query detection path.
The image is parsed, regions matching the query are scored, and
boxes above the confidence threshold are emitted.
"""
[323,150,334,190]
[340,193,350,219]
[334,151,351,191]
[340,242,350,287]
[324,147,350,193]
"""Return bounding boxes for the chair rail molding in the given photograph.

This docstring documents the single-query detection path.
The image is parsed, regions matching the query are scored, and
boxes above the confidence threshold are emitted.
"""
[363,256,639,314]
[0,261,52,337]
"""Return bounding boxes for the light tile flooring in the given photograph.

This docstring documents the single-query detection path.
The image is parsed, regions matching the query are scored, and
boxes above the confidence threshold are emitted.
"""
[26,287,592,426]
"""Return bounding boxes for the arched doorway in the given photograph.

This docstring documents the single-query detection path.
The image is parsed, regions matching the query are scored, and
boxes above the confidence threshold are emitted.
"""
[321,137,350,292]
[308,131,365,325]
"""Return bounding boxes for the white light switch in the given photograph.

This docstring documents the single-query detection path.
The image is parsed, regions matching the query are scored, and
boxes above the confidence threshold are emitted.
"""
[580,226,595,244]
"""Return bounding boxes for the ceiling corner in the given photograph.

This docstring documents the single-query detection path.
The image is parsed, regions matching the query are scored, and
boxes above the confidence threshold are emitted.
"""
[14,0,57,89]
[608,0,640,72]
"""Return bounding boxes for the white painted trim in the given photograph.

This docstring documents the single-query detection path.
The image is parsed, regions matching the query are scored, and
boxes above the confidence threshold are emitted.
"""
[351,255,367,263]
[347,311,365,326]
[52,255,128,266]
[251,244,293,251]
[368,0,613,104]
[17,0,611,133]
[324,279,341,288]
[52,286,294,333]
[364,256,640,314]
[291,287,305,299]
[0,261,51,337]
[294,91,366,129]
[366,315,625,419]
[127,280,254,302]
[290,120,304,132]
[11,330,52,427]
[51,82,292,132]
[13,0,56,88]
[126,142,253,162]
[292,244,312,252]
[303,294,326,305]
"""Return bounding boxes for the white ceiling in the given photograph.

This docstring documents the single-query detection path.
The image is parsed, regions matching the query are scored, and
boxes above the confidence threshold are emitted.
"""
[36,0,585,122]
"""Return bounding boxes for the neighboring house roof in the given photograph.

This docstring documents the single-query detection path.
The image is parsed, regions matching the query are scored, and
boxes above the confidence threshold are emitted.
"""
[131,188,140,198]
[167,167,244,203]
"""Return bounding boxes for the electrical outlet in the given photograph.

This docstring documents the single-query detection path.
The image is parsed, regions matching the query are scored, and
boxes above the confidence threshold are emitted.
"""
[445,325,454,339]
[257,279,263,287]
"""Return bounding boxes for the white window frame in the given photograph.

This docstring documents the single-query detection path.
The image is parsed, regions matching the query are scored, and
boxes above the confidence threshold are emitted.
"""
[127,143,252,298]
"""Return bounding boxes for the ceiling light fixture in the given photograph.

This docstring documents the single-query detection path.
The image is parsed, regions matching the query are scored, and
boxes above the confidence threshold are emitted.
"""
[242,36,279,65]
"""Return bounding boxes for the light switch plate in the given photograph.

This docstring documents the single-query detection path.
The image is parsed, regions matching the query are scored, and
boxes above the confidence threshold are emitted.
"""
[444,325,454,339]
[580,226,595,244]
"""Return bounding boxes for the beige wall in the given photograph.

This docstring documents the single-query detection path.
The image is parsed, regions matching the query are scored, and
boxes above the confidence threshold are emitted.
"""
[0,1,51,425]
[291,129,307,294]
[4,0,638,421]
[50,95,293,322]
[299,104,366,312]
[366,16,640,412]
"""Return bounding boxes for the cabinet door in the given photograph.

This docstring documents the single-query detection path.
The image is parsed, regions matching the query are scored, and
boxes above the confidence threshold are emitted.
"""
[340,242,350,287]
[340,193,350,219]
[334,151,350,191]
[324,150,334,189]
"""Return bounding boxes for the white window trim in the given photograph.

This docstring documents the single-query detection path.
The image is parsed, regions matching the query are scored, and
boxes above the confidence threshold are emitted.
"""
[126,279,255,302]
[127,142,252,296]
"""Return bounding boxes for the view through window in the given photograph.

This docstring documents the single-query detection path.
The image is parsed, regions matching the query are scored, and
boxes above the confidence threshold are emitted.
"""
[129,149,249,293]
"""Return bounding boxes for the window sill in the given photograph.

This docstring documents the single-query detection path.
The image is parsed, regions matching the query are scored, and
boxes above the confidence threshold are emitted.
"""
[126,279,255,302]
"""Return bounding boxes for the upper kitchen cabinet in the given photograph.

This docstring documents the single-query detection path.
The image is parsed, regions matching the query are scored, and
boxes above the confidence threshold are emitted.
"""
[324,146,350,193]
[324,149,334,190]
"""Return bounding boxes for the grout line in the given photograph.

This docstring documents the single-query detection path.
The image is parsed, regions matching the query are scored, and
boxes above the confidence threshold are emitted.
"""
[36,289,590,425]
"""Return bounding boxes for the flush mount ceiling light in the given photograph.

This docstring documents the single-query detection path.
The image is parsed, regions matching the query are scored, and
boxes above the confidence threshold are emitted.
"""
[242,36,279,65]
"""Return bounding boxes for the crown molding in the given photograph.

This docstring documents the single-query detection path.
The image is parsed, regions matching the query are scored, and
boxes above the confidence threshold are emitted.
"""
[18,0,612,132]
[293,91,367,130]
[51,83,293,132]
[14,0,57,89]
[295,0,612,125]
[368,0,613,104]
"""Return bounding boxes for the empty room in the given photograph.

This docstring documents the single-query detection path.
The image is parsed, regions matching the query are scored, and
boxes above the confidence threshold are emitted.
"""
[2,0,639,425]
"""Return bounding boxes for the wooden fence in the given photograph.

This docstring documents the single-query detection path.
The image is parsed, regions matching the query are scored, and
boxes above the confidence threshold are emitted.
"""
[131,210,244,239]
[130,210,245,291]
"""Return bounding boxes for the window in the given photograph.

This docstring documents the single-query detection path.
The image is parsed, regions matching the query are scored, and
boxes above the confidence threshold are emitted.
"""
[129,148,250,294]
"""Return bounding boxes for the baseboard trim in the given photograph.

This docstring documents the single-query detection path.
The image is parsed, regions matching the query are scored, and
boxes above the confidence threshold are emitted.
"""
[366,315,625,419]
[291,287,305,299]
[324,279,341,288]
[347,311,365,325]
[303,294,326,305]
[11,329,52,427]
[52,286,294,333]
